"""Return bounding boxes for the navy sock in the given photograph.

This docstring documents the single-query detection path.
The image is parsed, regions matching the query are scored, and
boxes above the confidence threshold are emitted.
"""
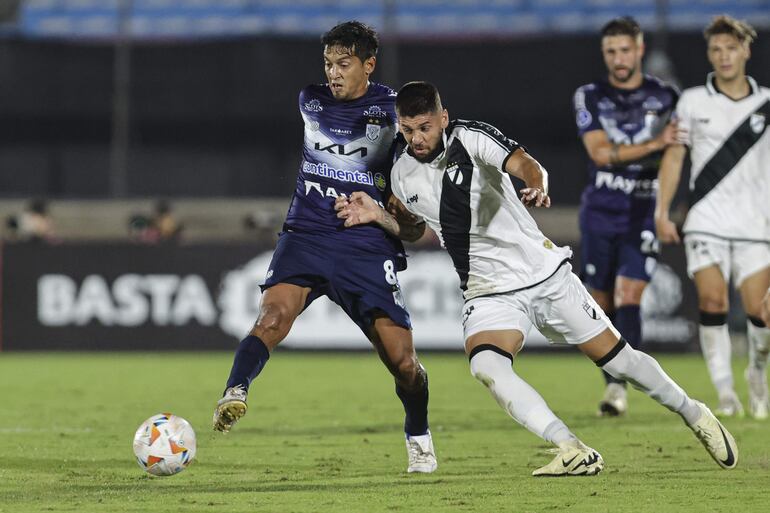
[396,369,429,436]
[225,335,270,392]
[602,311,625,386]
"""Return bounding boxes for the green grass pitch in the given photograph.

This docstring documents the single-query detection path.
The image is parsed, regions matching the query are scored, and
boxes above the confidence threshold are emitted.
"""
[1,351,768,512]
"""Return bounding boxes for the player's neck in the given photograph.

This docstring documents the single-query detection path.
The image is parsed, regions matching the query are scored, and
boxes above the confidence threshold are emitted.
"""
[713,74,750,100]
[348,81,371,101]
[608,72,643,91]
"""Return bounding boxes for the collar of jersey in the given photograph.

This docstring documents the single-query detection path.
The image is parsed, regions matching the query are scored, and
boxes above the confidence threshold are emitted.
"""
[705,72,758,99]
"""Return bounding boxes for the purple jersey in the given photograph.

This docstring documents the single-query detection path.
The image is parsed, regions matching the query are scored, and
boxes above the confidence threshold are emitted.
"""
[573,76,678,234]
[284,82,405,263]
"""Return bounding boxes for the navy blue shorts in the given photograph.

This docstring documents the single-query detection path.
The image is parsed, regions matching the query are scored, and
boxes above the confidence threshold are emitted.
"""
[579,228,658,292]
[262,231,411,335]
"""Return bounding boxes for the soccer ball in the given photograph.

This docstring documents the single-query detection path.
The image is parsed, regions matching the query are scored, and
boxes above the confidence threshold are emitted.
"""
[132,413,196,476]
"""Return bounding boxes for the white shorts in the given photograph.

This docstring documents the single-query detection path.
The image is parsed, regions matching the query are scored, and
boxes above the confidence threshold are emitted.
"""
[462,263,618,346]
[683,234,770,287]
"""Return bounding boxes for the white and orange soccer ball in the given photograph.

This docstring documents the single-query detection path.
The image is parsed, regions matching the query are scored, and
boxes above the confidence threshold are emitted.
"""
[132,413,196,476]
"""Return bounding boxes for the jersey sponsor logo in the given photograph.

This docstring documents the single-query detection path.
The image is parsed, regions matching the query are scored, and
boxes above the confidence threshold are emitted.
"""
[576,109,592,129]
[302,161,374,186]
[330,127,352,136]
[642,96,663,110]
[406,193,419,205]
[303,180,386,207]
[314,142,368,157]
[750,113,765,134]
[363,105,387,118]
[595,170,657,196]
[304,99,323,112]
[374,173,386,191]
[597,97,616,110]
[366,123,381,141]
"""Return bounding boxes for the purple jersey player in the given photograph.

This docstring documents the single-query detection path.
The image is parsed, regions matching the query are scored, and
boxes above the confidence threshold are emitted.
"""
[573,17,678,417]
[212,21,437,474]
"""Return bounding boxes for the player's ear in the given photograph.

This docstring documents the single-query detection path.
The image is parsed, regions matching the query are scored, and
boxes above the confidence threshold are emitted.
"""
[440,109,449,129]
[364,56,376,76]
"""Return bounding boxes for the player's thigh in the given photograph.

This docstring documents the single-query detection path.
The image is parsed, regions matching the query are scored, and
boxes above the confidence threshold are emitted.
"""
[739,266,770,318]
[462,295,533,356]
[579,229,618,295]
[332,253,412,335]
[685,235,730,310]
[532,264,618,345]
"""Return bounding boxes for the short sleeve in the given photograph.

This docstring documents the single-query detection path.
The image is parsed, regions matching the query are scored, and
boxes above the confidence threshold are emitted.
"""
[456,121,521,172]
[573,85,602,136]
[674,91,693,147]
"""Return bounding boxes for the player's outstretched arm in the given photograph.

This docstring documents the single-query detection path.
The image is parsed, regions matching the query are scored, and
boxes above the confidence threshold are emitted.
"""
[654,143,687,244]
[504,148,551,208]
[335,191,425,242]
[581,121,677,167]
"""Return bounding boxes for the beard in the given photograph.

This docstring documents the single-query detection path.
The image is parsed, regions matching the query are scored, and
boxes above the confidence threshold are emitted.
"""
[611,65,637,83]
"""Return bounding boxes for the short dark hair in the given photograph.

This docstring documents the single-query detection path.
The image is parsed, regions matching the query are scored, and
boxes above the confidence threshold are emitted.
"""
[601,16,642,40]
[704,15,756,45]
[396,81,443,118]
[321,21,379,62]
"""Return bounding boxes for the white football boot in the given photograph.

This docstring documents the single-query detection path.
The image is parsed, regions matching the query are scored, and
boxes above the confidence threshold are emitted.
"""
[746,367,769,420]
[686,401,738,469]
[532,440,604,477]
[598,383,627,417]
[406,431,437,473]
[714,390,744,419]
[212,385,248,433]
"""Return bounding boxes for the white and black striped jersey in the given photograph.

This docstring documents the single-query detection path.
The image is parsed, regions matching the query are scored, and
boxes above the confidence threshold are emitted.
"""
[677,73,770,241]
[391,120,572,300]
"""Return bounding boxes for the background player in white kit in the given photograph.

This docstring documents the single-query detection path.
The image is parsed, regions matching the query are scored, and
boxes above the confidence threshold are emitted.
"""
[337,81,738,476]
[655,16,770,419]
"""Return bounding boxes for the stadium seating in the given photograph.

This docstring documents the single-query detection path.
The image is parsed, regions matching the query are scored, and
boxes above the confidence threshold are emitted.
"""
[17,0,770,38]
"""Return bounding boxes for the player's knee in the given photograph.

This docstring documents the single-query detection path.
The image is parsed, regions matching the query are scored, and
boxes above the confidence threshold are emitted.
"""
[468,346,513,387]
[253,303,294,338]
[698,296,728,313]
[614,287,643,307]
[394,353,420,383]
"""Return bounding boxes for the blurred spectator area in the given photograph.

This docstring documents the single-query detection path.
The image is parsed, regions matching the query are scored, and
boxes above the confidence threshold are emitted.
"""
[0,198,580,243]
[15,1,770,38]
[0,197,287,241]
[0,1,768,202]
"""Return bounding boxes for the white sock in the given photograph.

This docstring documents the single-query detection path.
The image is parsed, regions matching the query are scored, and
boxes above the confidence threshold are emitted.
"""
[469,348,575,445]
[747,320,770,372]
[600,341,701,425]
[699,324,734,397]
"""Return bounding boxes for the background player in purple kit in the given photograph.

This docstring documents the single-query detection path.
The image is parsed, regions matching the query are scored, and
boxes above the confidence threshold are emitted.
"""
[573,17,679,416]
[211,21,437,473]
